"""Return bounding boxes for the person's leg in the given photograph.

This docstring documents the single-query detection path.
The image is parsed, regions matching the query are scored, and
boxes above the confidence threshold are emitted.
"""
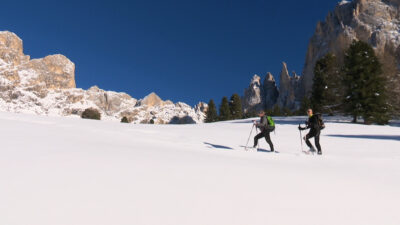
[305,132,316,149]
[314,131,322,153]
[253,132,264,147]
[264,131,274,151]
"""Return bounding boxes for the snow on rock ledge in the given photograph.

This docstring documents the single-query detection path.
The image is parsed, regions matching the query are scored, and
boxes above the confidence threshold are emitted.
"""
[0,31,205,124]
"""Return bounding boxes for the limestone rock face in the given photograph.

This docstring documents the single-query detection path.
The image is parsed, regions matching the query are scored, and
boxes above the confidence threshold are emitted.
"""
[0,31,29,66]
[277,63,301,109]
[262,73,279,109]
[137,92,165,107]
[302,0,400,98]
[0,31,205,124]
[242,75,264,113]
[195,102,208,114]
[241,63,300,113]
[0,31,75,93]
[20,54,76,90]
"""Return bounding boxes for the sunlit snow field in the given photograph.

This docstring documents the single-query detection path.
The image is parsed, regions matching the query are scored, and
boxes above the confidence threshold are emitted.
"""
[1,111,399,225]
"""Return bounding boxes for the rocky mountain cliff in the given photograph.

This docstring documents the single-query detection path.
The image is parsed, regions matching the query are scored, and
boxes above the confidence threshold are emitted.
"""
[242,63,300,113]
[243,0,400,113]
[0,31,206,124]
[301,0,400,103]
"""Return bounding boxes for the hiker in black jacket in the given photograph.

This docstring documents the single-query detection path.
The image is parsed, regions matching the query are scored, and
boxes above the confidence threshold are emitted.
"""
[253,111,275,151]
[298,108,322,155]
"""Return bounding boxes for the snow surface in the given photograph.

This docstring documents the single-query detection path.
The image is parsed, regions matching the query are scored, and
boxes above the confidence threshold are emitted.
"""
[1,112,399,225]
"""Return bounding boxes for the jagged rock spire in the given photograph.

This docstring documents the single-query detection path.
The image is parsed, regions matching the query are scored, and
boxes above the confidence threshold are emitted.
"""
[242,74,264,113]
[263,72,279,109]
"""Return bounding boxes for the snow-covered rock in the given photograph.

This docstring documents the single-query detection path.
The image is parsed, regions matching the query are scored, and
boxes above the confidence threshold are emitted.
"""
[0,31,205,124]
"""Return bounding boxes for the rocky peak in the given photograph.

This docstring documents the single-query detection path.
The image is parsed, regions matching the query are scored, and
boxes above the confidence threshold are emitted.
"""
[137,92,165,107]
[265,72,275,81]
[279,62,290,85]
[0,31,30,66]
[0,31,75,91]
[22,54,76,89]
[277,62,301,109]
[262,72,279,109]
[242,74,264,113]
[0,31,23,55]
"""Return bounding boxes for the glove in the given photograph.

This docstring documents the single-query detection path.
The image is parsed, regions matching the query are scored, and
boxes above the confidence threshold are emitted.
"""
[253,120,257,125]
[298,125,305,131]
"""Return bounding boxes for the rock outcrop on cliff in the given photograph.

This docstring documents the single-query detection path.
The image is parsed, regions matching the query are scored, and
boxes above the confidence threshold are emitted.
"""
[242,63,299,113]
[262,73,279,110]
[0,31,205,124]
[242,75,264,113]
[301,0,400,104]
[276,62,301,109]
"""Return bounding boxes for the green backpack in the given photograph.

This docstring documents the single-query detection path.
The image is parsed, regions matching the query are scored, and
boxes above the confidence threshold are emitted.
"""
[267,116,275,127]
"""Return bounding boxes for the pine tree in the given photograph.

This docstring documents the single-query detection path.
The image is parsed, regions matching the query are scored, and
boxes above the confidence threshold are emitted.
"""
[219,96,232,121]
[229,93,243,119]
[205,99,218,123]
[271,105,282,116]
[342,40,390,124]
[297,97,312,116]
[121,116,129,123]
[311,53,342,114]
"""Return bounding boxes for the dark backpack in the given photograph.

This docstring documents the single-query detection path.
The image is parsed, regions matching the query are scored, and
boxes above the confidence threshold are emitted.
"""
[315,113,325,130]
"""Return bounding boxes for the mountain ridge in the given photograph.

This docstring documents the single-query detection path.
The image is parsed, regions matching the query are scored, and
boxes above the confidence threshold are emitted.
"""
[0,31,206,124]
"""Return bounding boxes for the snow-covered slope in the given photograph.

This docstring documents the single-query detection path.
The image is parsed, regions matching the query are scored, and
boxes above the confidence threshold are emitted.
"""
[1,112,399,225]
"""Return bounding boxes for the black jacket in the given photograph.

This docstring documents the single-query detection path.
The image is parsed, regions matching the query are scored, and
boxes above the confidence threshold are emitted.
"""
[306,115,320,131]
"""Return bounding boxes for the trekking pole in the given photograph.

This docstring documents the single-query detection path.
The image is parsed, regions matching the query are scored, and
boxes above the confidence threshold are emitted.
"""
[299,124,304,152]
[255,127,260,150]
[245,124,255,149]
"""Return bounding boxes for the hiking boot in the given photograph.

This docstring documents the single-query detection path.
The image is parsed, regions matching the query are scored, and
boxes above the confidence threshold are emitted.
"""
[309,147,316,152]
[317,151,322,155]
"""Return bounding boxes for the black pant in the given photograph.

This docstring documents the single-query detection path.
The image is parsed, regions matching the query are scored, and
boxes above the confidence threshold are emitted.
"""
[254,129,274,151]
[305,130,321,152]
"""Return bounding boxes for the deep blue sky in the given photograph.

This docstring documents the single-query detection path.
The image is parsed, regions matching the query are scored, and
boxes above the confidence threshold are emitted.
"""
[1,0,339,106]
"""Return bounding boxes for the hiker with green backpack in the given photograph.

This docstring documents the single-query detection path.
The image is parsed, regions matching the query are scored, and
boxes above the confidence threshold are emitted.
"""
[252,111,275,152]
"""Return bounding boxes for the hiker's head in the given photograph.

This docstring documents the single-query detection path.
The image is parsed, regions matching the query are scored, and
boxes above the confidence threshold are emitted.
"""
[258,111,265,117]
[307,108,313,117]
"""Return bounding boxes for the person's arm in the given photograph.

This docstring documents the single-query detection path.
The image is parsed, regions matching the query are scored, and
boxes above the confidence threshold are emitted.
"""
[298,124,306,130]
[299,118,309,130]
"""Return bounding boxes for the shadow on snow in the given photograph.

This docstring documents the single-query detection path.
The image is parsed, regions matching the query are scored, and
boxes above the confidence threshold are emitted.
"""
[204,142,233,150]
